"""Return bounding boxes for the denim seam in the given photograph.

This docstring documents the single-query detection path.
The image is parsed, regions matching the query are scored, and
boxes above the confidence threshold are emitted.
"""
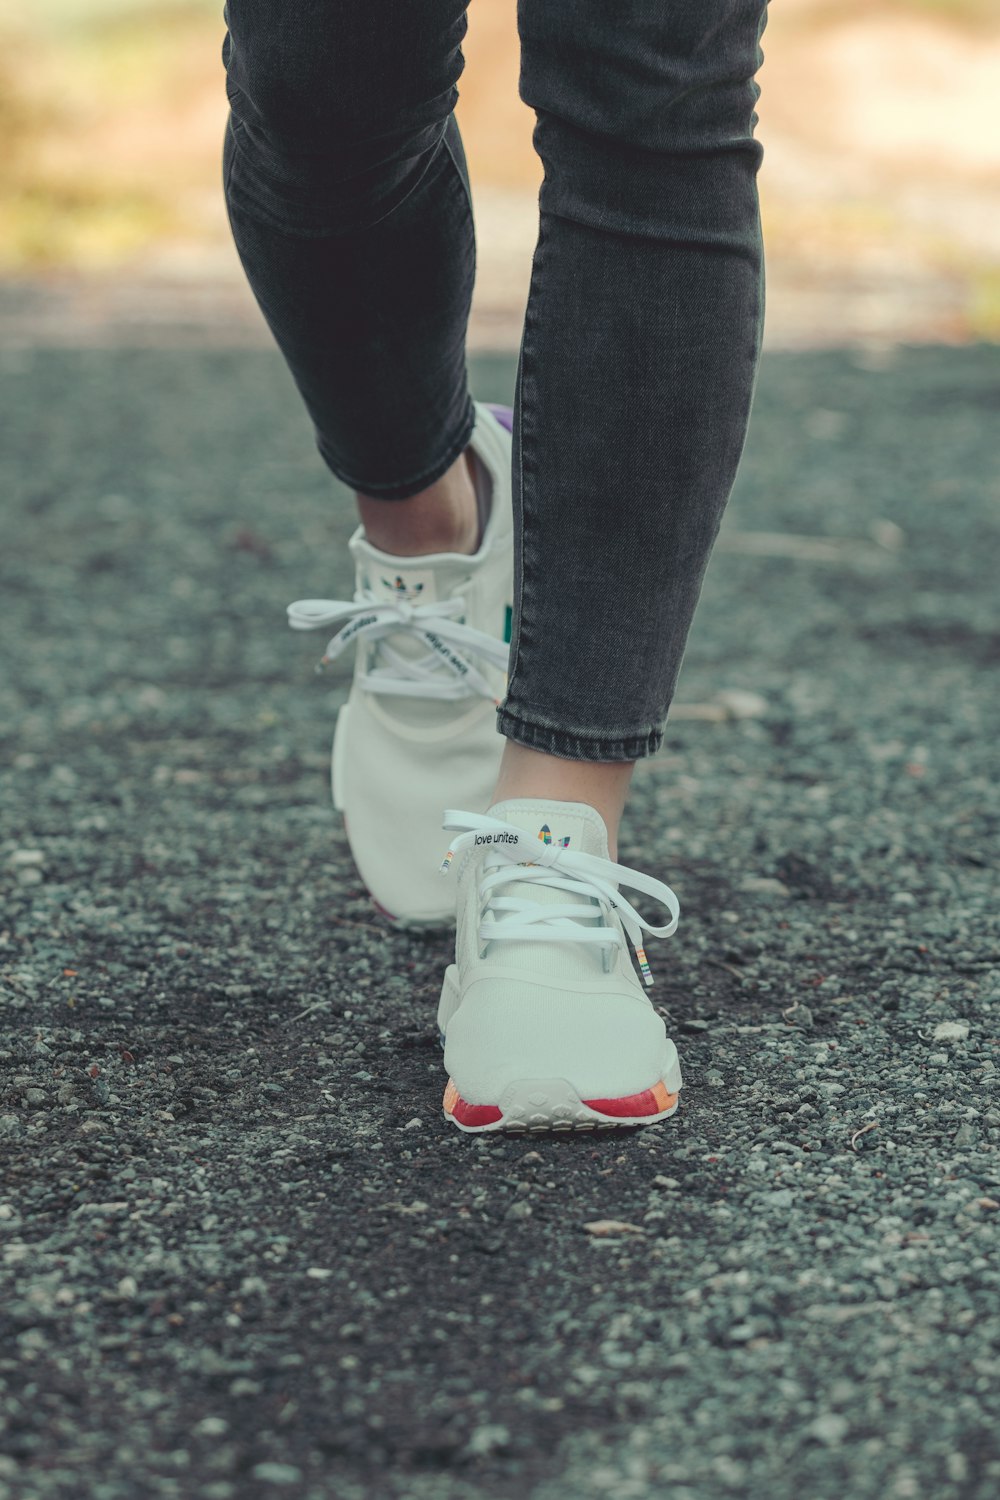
[496,705,663,764]
[501,212,544,716]
[316,394,476,500]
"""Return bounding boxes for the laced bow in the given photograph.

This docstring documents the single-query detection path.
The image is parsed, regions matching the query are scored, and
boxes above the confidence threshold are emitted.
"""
[439,809,680,986]
[287,593,510,702]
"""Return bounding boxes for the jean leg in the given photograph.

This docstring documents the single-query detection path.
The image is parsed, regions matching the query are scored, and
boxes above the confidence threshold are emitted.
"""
[498,0,768,761]
[222,0,477,499]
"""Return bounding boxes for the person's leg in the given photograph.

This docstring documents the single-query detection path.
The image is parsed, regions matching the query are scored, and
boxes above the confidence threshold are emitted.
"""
[222,0,480,554]
[494,0,769,855]
[223,0,520,927]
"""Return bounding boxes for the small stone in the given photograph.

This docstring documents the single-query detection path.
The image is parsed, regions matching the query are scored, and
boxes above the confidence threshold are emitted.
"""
[229,1378,263,1397]
[652,1176,680,1190]
[954,1123,979,1149]
[306,1267,334,1279]
[7,849,44,867]
[117,1275,138,1299]
[739,876,791,896]
[402,1117,423,1130]
[716,688,769,720]
[583,1219,645,1237]
[24,1088,47,1107]
[194,1417,229,1437]
[808,1413,849,1446]
[933,1020,970,1043]
[251,1463,303,1485]
[464,1425,510,1457]
[505,1200,532,1221]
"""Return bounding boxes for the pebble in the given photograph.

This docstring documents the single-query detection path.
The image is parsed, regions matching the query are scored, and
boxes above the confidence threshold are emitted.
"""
[738,876,791,896]
[250,1464,303,1485]
[716,688,769,719]
[809,1413,850,1446]
[932,1020,970,1042]
[464,1425,510,1457]
[7,849,45,867]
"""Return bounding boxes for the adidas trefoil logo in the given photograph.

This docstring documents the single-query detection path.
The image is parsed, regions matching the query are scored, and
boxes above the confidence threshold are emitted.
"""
[520,823,571,868]
[382,575,424,601]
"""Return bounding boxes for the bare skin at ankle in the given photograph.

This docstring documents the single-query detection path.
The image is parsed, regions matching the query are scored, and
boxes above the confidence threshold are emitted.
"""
[356,449,479,558]
[490,742,634,861]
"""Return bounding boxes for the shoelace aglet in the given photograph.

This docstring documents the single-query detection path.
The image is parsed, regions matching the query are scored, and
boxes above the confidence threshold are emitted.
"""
[439,848,455,874]
[635,945,654,987]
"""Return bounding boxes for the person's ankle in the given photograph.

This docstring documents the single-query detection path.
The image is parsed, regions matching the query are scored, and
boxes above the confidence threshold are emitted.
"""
[490,743,634,861]
[357,449,480,558]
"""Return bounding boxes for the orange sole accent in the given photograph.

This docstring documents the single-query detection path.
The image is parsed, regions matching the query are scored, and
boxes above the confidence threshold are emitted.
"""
[443,1080,503,1127]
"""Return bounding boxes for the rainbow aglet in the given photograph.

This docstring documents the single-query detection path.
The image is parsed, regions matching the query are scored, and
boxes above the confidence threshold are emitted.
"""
[439,849,455,874]
[635,946,654,987]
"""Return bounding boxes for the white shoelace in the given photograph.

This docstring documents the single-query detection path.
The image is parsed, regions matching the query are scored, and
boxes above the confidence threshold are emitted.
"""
[439,810,680,987]
[287,593,511,702]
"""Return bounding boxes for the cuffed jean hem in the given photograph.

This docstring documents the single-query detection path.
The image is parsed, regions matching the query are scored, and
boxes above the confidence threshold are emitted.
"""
[314,391,477,501]
[495,705,663,764]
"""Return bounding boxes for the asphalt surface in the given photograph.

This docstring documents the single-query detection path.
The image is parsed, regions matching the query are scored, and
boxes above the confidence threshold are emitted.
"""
[1,343,998,1500]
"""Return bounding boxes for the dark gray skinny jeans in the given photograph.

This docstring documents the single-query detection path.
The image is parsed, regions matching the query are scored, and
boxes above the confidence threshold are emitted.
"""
[222,1,768,762]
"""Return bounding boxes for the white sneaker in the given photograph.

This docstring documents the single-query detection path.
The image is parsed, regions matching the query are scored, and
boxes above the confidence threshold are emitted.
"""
[437,798,683,1132]
[287,402,514,926]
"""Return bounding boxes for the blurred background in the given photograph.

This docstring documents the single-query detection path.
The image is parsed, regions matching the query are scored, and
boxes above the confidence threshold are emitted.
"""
[1,0,998,351]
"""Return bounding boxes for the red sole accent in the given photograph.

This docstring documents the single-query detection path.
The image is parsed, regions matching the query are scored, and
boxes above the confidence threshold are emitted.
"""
[582,1079,676,1117]
[443,1079,502,1126]
[453,1099,504,1127]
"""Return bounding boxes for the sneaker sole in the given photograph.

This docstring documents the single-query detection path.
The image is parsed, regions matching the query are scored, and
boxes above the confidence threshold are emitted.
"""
[441,1072,681,1134]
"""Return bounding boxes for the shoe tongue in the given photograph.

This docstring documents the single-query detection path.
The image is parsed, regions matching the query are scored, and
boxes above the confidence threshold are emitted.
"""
[349,534,478,687]
[481,801,616,972]
[486,799,611,862]
[352,534,471,607]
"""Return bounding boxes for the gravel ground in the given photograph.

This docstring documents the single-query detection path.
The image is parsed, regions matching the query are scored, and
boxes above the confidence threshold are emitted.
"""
[1,343,998,1500]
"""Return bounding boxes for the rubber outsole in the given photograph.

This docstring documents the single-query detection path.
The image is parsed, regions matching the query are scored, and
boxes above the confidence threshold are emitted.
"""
[441,1074,681,1134]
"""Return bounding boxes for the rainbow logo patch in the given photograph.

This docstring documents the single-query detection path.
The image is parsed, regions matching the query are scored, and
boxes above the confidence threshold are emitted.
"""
[538,824,570,848]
